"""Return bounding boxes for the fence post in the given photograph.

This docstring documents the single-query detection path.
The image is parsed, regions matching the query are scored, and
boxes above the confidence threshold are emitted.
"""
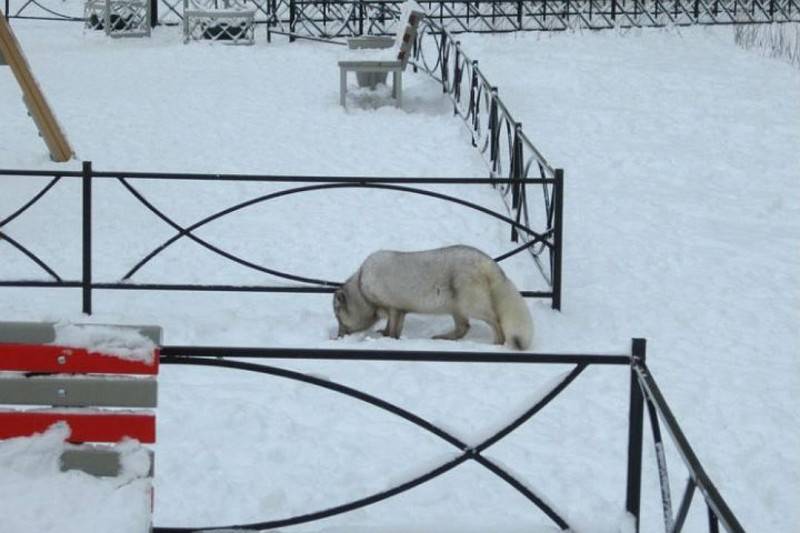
[489,87,499,177]
[510,123,523,243]
[288,0,295,42]
[81,161,93,316]
[626,338,647,532]
[551,168,563,310]
[149,0,157,27]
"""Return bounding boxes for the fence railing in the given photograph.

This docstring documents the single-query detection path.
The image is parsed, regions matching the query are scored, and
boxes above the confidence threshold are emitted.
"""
[147,338,745,532]
[270,0,800,37]
[0,161,563,314]
[408,15,562,295]
[5,0,799,29]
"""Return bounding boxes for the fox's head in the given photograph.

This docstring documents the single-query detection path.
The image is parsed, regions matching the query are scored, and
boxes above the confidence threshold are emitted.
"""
[333,282,378,337]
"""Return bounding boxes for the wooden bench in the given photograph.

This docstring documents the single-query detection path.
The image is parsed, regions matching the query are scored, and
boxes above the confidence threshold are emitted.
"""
[0,321,161,528]
[183,0,256,44]
[338,1,425,108]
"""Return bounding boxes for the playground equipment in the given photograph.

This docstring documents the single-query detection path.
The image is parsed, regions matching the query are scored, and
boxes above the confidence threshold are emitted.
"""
[0,12,73,162]
[0,321,161,531]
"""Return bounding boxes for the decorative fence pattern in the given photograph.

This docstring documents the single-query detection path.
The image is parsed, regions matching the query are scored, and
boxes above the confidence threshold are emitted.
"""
[406,13,563,293]
[147,339,745,533]
[0,162,563,313]
[268,0,800,38]
[4,0,799,30]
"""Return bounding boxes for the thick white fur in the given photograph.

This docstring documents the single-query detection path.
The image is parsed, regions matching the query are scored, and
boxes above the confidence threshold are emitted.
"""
[333,245,533,350]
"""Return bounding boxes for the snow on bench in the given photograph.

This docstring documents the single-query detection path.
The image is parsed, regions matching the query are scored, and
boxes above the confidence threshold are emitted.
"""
[337,1,426,107]
[183,0,256,44]
[0,321,160,487]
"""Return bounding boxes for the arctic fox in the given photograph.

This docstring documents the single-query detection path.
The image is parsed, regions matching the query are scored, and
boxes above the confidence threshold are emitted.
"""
[333,245,533,350]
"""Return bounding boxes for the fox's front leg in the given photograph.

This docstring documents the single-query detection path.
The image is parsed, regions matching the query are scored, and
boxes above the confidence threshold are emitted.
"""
[388,310,406,339]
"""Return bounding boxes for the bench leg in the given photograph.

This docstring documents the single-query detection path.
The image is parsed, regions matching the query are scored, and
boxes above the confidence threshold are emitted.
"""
[340,68,347,107]
[394,70,402,107]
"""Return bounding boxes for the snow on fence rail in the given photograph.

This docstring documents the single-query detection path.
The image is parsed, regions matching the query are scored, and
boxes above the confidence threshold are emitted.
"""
[147,338,745,532]
[5,0,800,30]
[0,162,564,314]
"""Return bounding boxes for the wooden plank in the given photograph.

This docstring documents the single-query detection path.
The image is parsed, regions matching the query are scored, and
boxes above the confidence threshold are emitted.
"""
[0,376,157,407]
[61,445,154,477]
[0,410,156,443]
[0,344,159,375]
[0,11,73,162]
[0,321,163,346]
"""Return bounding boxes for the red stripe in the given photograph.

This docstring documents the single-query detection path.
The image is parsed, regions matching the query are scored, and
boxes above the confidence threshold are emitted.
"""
[0,344,159,375]
[0,411,156,443]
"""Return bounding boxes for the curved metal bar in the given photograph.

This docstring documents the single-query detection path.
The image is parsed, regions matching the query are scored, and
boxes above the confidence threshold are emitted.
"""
[158,355,574,530]
[493,234,553,263]
[476,364,587,453]
[12,0,81,19]
[117,179,340,286]
[0,177,61,228]
[162,355,467,446]
[0,232,62,281]
[118,180,547,283]
[473,454,569,530]
[156,453,469,533]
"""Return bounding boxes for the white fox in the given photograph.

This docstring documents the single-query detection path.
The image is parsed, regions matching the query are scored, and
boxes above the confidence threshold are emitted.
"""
[333,245,533,350]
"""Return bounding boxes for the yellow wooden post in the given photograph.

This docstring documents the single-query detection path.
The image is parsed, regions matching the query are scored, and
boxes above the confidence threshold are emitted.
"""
[0,11,73,162]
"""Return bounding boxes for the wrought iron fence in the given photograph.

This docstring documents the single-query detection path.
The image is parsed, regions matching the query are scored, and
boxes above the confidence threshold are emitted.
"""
[0,161,563,314]
[148,338,745,532]
[407,15,562,294]
[4,0,799,29]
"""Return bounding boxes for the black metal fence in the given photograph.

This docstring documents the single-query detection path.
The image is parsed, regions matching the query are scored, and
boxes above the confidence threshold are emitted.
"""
[0,161,563,314]
[5,0,799,29]
[150,338,745,532]
[272,0,800,38]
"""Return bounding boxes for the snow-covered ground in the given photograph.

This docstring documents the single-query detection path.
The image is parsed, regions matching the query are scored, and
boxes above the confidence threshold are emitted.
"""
[1,17,799,533]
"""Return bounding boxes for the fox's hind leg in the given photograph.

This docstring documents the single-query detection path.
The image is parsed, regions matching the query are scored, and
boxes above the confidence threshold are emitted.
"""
[489,320,505,345]
[433,313,470,340]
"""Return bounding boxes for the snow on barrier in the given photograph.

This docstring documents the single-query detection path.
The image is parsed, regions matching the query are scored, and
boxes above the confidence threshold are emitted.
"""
[0,321,161,530]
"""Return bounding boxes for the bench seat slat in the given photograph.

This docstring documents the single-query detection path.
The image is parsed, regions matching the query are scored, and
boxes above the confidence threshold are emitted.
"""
[0,344,158,375]
[0,410,155,443]
[338,60,403,69]
[0,376,157,408]
[61,446,155,477]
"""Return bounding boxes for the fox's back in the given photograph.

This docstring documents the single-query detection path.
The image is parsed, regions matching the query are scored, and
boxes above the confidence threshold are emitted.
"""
[359,245,499,313]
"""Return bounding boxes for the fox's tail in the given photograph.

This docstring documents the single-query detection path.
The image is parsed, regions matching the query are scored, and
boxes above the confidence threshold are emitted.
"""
[489,271,533,350]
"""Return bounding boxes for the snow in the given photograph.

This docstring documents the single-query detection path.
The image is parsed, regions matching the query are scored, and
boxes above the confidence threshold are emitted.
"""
[1,15,798,533]
[0,424,152,533]
[52,322,157,363]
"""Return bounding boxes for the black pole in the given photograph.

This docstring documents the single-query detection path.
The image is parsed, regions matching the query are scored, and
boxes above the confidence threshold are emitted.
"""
[81,161,93,315]
[625,338,646,532]
[150,0,157,27]
[551,168,564,311]
[289,0,295,42]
